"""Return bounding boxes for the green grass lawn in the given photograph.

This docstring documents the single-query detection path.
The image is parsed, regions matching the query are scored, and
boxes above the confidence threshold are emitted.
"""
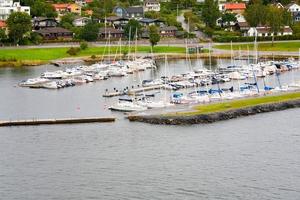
[214,42,300,52]
[177,92,300,116]
[0,46,186,61]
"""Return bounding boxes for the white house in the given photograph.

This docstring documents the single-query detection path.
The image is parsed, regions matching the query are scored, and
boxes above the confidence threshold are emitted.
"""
[286,3,300,13]
[72,17,90,27]
[144,0,160,12]
[247,26,293,37]
[0,0,30,20]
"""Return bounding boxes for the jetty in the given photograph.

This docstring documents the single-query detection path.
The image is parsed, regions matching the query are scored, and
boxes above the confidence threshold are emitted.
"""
[0,117,115,127]
[103,85,164,97]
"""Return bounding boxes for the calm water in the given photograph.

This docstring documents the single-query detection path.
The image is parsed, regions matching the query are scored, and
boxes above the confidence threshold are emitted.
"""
[0,59,300,199]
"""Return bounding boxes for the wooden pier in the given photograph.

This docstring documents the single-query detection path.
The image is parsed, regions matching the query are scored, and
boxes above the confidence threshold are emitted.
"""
[103,85,163,97]
[0,117,115,127]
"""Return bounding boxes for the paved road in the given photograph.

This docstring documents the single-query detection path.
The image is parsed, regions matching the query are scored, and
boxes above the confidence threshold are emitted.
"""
[1,39,300,57]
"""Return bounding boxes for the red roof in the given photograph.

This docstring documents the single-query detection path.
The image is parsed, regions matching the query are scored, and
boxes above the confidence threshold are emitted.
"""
[52,3,70,9]
[225,3,246,10]
[85,0,93,3]
[0,20,6,28]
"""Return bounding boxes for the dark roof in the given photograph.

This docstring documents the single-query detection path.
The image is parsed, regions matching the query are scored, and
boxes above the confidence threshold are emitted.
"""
[106,16,129,21]
[145,0,159,3]
[139,18,163,23]
[160,26,178,31]
[237,22,249,28]
[256,26,293,33]
[126,6,143,14]
[36,27,72,34]
[99,27,124,34]
[33,17,57,22]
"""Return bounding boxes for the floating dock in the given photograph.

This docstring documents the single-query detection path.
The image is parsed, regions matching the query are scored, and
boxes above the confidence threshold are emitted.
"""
[103,85,163,97]
[0,117,115,127]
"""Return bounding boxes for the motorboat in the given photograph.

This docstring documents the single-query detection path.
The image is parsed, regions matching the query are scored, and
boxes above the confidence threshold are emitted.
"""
[109,101,147,112]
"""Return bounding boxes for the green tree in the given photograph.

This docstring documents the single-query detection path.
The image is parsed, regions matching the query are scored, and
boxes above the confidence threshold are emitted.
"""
[201,0,220,28]
[148,25,160,47]
[245,0,267,27]
[292,22,300,34]
[0,29,7,45]
[221,13,237,27]
[266,5,283,45]
[80,22,99,41]
[60,13,76,29]
[7,12,32,44]
[145,11,161,19]
[31,0,57,18]
[282,9,292,26]
[124,19,141,40]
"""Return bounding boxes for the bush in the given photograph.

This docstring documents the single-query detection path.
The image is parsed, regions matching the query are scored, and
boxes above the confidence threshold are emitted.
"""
[91,55,96,59]
[80,42,88,50]
[67,47,81,55]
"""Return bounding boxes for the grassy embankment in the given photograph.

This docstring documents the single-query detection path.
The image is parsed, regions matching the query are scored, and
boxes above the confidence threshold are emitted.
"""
[175,92,300,116]
[214,42,300,52]
[0,46,186,67]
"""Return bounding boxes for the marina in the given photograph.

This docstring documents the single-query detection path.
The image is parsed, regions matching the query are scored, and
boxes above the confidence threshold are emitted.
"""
[1,57,300,200]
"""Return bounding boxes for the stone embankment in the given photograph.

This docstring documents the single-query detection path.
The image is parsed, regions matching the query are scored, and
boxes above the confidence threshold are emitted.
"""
[128,99,300,125]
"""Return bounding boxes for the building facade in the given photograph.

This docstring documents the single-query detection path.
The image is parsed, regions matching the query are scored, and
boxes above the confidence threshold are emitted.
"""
[0,0,30,20]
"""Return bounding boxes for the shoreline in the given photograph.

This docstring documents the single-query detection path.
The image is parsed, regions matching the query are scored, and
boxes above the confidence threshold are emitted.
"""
[128,92,300,125]
[1,52,298,68]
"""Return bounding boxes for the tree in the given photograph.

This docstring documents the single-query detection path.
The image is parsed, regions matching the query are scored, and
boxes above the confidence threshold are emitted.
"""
[7,12,32,44]
[282,9,292,26]
[266,5,284,45]
[30,0,57,18]
[245,0,267,27]
[201,0,220,28]
[221,13,237,27]
[292,22,300,34]
[0,29,7,42]
[60,13,76,29]
[80,22,99,41]
[124,19,141,40]
[148,25,160,47]
[145,11,160,19]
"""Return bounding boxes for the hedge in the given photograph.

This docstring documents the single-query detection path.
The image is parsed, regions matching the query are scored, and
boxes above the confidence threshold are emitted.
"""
[213,34,300,42]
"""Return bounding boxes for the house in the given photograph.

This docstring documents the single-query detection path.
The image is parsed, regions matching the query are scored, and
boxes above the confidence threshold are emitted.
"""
[52,3,81,16]
[33,17,58,30]
[35,27,73,40]
[235,22,250,35]
[104,16,129,30]
[0,0,30,20]
[160,26,178,37]
[221,3,246,14]
[126,6,144,18]
[139,18,164,27]
[144,0,160,12]
[0,19,7,34]
[113,6,144,19]
[73,17,90,27]
[286,3,300,13]
[271,2,284,9]
[84,9,93,16]
[0,19,6,29]
[293,12,300,22]
[99,27,124,39]
[75,0,93,6]
[247,26,293,37]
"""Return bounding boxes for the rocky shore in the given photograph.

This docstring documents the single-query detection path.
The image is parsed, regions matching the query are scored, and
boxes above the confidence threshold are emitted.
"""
[128,99,300,125]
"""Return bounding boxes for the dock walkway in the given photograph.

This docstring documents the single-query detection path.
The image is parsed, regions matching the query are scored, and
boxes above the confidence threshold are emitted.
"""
[0,117,115,127]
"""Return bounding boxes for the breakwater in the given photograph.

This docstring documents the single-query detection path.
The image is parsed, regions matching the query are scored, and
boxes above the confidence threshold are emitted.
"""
[0,117,115,127]
[128,99,300,125]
